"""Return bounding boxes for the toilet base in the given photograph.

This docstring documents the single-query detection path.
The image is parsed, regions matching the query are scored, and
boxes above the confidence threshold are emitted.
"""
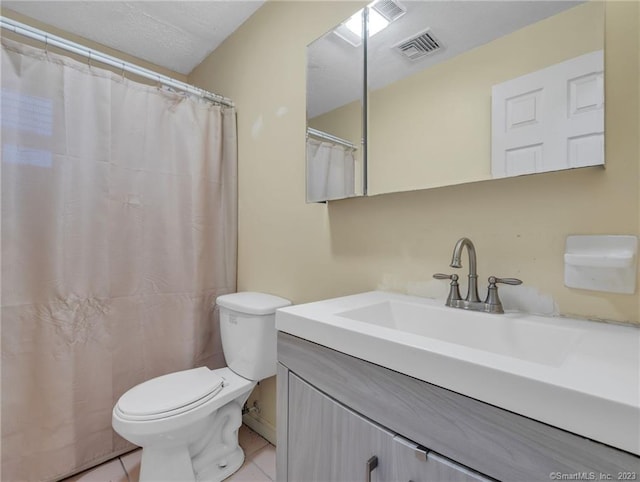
[140,445,195,481]
[137,400,248,482]
[138,445,245,482]
[197,446,244,481]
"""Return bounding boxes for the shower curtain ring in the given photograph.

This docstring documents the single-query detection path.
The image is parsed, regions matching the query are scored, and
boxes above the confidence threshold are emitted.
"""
[121,62,126,81]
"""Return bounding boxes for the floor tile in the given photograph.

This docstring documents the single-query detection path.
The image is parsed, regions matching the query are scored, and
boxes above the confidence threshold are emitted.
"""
[120,449,142,482]
[238,425,269,457]
[249,445,276,480]
[225,461,272,482]
[62,458,128,482]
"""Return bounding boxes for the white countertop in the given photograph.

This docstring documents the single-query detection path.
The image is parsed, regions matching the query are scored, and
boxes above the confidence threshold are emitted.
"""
[276,291,640,455]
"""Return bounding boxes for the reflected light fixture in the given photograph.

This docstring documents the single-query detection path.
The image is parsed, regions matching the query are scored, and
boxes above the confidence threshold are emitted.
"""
[334,2,392,47]
[350,7,390,37]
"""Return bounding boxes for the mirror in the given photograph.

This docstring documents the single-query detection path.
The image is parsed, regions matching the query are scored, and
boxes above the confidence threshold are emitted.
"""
[306,9,366,203]
[368,0,604,195]
[306,1,605,199]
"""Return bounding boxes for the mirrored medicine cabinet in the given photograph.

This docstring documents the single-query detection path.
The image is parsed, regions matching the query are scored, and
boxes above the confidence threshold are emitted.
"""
[305,0,605,202]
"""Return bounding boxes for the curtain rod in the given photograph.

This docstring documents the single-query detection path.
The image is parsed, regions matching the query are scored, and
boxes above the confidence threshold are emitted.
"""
[0,16,234,108]
[307,127,358,150]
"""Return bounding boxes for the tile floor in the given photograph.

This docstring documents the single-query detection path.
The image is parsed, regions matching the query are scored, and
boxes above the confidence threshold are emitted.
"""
[63,425,275,482]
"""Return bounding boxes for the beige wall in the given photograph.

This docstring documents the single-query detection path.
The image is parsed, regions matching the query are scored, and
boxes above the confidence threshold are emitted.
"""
[369,2,604,194]
[190,0,639,439]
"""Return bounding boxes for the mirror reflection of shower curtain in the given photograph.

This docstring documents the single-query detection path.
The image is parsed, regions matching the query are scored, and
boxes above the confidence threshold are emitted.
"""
[306,137,356,202]
[1,38,237,481]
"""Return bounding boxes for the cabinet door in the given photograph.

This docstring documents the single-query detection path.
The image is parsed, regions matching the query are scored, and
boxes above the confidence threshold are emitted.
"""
[288,373,394,482]
[392,436,494,482]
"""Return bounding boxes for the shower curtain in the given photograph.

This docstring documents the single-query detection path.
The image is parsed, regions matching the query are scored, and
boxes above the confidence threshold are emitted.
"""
[1,38,237,481]
[306,137,356,202]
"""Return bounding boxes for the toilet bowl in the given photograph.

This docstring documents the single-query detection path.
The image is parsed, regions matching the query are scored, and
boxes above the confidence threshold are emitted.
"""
[112,292,291,482]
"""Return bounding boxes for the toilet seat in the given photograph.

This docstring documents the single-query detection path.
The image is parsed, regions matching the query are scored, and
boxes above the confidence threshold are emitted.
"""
[116,367,225,422]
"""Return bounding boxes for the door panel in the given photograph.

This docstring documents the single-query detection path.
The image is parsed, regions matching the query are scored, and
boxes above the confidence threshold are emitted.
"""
[287,373,395,482]
[492,50,604,177]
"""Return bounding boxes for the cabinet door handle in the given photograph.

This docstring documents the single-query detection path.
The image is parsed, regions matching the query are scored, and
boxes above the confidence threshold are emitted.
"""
[366,455,378,482]
[393,435,428,462]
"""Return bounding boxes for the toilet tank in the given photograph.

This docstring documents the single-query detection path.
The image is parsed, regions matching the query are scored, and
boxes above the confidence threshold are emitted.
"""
[216,292,291,381]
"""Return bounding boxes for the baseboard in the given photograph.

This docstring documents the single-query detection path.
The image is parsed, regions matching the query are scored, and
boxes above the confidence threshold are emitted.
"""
[242,412,277,446]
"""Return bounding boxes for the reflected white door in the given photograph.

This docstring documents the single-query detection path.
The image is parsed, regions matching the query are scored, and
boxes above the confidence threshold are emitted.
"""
[491,50,604,178]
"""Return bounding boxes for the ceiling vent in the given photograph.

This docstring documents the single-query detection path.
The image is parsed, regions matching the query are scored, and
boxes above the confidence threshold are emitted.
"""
[394,29,443,61]
[372,0,406,22]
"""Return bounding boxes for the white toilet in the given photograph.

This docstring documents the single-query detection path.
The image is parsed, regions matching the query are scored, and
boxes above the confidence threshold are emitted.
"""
[112,292,291,482]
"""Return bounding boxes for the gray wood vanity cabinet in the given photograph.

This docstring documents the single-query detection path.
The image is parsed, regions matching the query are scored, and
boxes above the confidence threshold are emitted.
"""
[276,332,640,482]
[287,373,492,481]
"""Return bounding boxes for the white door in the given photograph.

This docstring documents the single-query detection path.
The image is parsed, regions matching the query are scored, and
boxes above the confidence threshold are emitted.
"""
[491,50,604,178]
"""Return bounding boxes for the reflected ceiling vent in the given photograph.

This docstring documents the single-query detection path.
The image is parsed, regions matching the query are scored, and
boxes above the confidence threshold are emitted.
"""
[371,0,406,22]
[393,28,443,61]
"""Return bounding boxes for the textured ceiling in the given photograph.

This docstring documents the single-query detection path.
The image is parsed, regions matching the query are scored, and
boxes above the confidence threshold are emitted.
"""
[2,1,265,75]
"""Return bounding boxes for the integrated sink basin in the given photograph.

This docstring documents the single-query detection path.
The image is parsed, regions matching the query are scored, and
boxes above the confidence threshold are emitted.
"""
[276,291,640,456]
[337,300,581,367]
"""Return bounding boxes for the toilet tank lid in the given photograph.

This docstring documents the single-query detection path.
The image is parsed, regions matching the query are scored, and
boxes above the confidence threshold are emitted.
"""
[216,292,291,315]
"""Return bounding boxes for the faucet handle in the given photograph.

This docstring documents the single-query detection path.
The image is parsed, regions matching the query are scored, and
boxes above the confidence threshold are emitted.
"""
[484,276,523,314]
[433,273,458,281]
[433,273,462,306]
[488,276,522,286]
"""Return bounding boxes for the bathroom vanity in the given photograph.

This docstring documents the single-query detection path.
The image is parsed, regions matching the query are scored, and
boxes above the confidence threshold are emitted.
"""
[275,292,640,482]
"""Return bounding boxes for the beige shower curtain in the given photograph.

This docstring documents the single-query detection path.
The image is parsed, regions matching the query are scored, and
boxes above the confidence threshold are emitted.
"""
[1,39,237,481]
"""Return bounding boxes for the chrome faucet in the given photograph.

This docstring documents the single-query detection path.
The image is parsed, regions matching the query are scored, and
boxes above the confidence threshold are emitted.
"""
[433,237,522,314]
